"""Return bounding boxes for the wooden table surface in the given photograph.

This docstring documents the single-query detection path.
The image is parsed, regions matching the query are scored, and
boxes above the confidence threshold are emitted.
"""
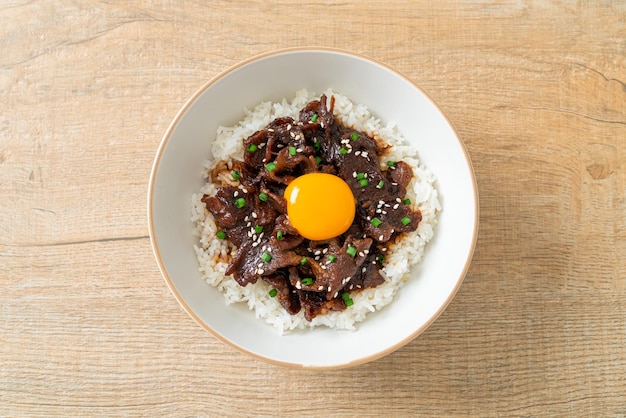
[2,1,625,416]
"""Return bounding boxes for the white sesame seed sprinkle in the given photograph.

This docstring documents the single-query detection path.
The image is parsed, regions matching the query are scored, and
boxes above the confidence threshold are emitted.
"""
[358,251,364,257]
[318,285,324,291]
[379,234,384,241]
[233,191,239,197]
[334,292,339,298]
[257,269,264,275]
[327,286,331,292]
[362,267,367,273]
[393,203,399,209]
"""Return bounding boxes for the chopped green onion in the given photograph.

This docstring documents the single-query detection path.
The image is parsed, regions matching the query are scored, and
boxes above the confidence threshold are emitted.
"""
[300,257,308,265]
[246,143,258,153]
[231,170,241,181]
[346,245,357,257]
[402,198,411,205]
[377,254,385,264]
[377,180,384,189]
[216,230,227,240]
[310,113,319,123]
[342,292,354,306]
[356,172,366,180]
[371,217,382,227]
[276,231,284,240]
[351,132,359,141]
[258,192,268,202]
[235,197,246,208]
[401,216,411,226]
[268,288,278,297]
[327,254,337,263]
[315,156,322,165]
[387,160,397,167]
[254,225,263,234]
[265,161,277,172]
[339,147,348,155]
[313,140,321,151]
[261,252,272,263]
[301,278,314,286]
[289,146,297,156]
[359,178,368,187]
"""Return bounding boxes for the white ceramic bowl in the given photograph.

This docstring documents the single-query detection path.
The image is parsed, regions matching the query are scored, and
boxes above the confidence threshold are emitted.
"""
[148,47,478,369]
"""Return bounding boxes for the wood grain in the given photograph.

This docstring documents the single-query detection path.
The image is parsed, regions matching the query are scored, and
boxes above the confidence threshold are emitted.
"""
[1,0,625,416]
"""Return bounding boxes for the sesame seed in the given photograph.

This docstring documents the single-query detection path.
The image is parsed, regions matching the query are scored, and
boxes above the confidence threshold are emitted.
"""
[334,292,339,298]
[258,269,264,275]
[318,285,324,291]
[357,284,362,289]
[372,260,376,264]
[296,281,301,289]
[352,172,357,178]
[251,212,257,218]
[244,216,249,222]
[393,204,399,209]
[246,222,251,227]
[358,251,364,257]
[289,131,295,138]
[362,267,367,273]
[259,232,264,239]
[258,143,265,148]
[382,247,387,252]
[252,242,259,247]
[396,198,402,203]
[233,191,239,197]
[262,158,267,163]
[327,286,331,292]
[322,248,328,254]
[392,182,398,186]
[287,124,292,130]
[355,151,361,156]
[247,231,252,238]
[379,234,384,241]
[315,256,321,261]
[314,250,321,256]
[382,210,387,215]
[268,128,274,132]
[296,148,303,153]
[364,249,369,254]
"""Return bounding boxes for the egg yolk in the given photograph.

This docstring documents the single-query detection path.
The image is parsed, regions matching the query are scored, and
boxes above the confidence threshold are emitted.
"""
[284,173,356,241]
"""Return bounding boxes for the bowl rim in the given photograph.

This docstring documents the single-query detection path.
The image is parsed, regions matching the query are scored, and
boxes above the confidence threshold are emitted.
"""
[148,46,479,369]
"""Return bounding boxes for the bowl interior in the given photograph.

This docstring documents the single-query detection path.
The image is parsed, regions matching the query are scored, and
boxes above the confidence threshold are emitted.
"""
[149,49,477,368]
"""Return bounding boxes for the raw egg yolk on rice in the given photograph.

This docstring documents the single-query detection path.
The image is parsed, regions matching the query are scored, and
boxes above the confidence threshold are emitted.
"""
[284,173,356,241]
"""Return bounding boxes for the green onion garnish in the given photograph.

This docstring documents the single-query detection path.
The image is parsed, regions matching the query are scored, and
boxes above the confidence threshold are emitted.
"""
[310,113,319,123]
[300,257,308,265]
[235,197,246,208]
[377,180,384,189]
[265,162,277,172]
[259,192,268,202]
[401,216,411,226]
[289,146,297,156]
[231,170,241,181]
[246,143,258,153]
[254,225,263,234]
[403,198,411,205]
[371,217,382,227]
[315,156,322,165]
[261,252,272,263]
[356,172,366,180]
[268,288,278,297]
[351,132,359,141]
[327,254,337,263]
[276,231,284,240]
[359,179,368,187]
[342,292,354,306]
[339,147,348,155]
[301,278,314,286]
[387,160,397,167]
[346,245,357,257]
[377,254,385,264]
[313,140,321,151]
[216,231,227,240]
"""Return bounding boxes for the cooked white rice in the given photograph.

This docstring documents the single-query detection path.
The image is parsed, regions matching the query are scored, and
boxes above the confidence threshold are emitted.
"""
[191,89,441,334]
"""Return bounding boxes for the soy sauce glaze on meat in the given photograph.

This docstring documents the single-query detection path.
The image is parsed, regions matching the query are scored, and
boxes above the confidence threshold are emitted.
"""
[202,95,421,320]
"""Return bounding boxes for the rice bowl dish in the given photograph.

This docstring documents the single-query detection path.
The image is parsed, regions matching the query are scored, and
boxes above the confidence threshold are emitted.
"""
[191,89,441,334]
